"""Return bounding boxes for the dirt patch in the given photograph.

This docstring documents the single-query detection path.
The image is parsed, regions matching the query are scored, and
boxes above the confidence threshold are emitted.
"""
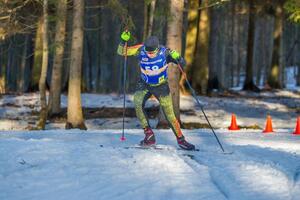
[182,122,211,129]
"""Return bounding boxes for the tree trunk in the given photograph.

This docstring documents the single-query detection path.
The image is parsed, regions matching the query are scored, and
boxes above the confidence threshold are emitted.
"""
[48,0,67,116]
[65,0,86,130]
[24,34,34,92]
[147,0,156,37]
[157,0,184,128]
[36,0,49,130]
[236,2,242,87]
[208,6,220,93]
[143,0,156,40]
[267,2,284,89]
[263,15,274,86]
[143,1,148,41]
[6,35,20,92]
[255,16,266,86]
[84,0,101,92]
[31,18,43,91]
[232,1,240,87]
[6,41,13,92]
[166,0,184,119]
[243,0,259,91]
[219,11,227,89]
[18,35,30,93]
[230,1,236,87]
[0,41,6,94]
[191,0,210,94]
[61,7,73,92]
[180,0,199,94]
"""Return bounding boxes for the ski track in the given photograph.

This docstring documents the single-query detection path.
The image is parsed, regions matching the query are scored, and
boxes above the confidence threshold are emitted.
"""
[188,145,300,200]
[293,166,300,184]
[179,154,229,199]
[292,166,300,200]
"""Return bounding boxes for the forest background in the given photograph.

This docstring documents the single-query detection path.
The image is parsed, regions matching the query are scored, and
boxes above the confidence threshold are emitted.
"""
[0,0,299,130]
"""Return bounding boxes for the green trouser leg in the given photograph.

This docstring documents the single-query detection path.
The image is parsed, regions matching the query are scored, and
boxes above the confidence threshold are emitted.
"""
[158,94,183,138]
[133,90,151,129]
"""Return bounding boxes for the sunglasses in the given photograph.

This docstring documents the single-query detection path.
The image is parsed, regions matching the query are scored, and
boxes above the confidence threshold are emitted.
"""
[146,48,159,57]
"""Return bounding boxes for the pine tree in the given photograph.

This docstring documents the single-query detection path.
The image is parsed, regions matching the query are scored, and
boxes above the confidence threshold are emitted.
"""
[65,0,87,130]
[48,0,67,116]
[267,1,284,88]
[36,0,49,130]
[243,0,259,91]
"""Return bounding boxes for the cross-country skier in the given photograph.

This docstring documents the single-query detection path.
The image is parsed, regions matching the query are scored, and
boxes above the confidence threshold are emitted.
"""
[117,31,195,151]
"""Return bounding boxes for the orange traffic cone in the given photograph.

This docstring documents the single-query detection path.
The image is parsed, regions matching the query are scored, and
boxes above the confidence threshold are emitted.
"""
[228,114,240,130]
[293,117,300,135]
[263,115,274,133]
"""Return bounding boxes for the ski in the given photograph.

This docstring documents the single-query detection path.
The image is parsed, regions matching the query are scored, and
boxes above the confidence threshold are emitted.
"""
[123,144,200,152]
[122,145,199,159]
[99,144,232,155]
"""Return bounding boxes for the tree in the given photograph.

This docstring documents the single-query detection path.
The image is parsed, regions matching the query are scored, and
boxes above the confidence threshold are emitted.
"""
[181,0,199,94]
[143,0,156,40]
[36,0,49,130]
[267,1,285,88]
[48,0,67,116]
[243,0,259,91]
[191,0,210,94]
[32,18,43,91]
[18,34,32,93]
[157,0,184,128]
[65,0,86,130]
[0,39,6,93]
[166,0,184,119]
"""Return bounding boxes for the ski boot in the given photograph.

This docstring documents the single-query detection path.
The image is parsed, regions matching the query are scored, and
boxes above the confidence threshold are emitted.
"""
[177,136,195,151]
[140,127,156,146]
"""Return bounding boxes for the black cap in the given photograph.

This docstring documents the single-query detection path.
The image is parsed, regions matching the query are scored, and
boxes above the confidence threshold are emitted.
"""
[144,36,159,51]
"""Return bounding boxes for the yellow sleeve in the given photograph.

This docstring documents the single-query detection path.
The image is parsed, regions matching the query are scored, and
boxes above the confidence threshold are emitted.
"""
[117,43,143,56]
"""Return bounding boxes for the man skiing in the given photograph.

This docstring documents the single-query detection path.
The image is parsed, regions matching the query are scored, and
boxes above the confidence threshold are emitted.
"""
[117,31,195,151]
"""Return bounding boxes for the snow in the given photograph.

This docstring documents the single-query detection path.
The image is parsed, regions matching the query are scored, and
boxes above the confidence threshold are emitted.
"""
[0,129,300,200]
[0,83,300,199]
[0,89,299,130]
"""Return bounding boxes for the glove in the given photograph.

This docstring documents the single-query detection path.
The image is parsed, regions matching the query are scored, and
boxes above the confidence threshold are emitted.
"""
[170,50,180,60]
[121,31,131,42]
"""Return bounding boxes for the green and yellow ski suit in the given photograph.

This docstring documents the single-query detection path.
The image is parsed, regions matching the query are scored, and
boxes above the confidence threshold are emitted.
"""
[117,42,185,138]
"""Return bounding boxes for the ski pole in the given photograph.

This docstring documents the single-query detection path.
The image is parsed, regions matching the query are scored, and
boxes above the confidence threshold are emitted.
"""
[120,36,128,141]
[176,63,225,153]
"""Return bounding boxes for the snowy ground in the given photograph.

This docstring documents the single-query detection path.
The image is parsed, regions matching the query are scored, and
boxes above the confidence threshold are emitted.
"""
[0,88,299,200]
[0,129,300,200]
[0,89,299,131]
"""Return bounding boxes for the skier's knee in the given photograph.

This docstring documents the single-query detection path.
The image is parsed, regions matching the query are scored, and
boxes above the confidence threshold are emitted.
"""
[159,95,174,114]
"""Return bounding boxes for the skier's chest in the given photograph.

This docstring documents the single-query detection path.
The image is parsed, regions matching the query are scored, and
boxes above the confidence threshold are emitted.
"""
[139,49,167,75]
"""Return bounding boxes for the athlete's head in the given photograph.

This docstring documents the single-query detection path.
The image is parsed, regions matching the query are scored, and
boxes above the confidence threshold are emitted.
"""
[144,36,159,58]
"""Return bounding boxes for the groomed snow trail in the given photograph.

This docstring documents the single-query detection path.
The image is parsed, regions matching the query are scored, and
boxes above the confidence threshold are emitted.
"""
[0,129,299,200]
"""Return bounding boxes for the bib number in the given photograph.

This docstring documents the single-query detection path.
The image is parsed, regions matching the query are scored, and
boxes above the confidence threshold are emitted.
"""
[145,65,159,71]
